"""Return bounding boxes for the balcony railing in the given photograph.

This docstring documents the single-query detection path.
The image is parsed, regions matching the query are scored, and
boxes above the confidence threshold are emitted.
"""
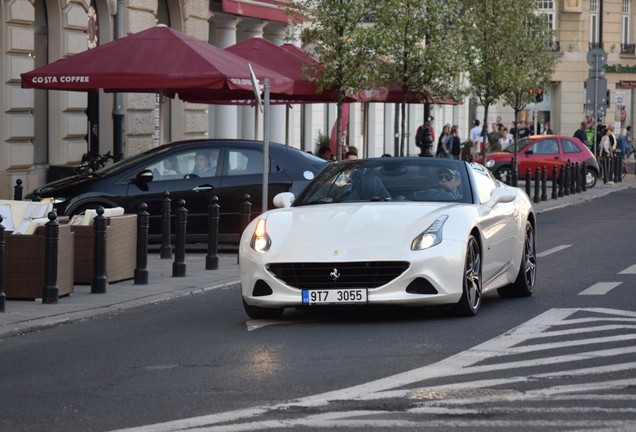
[621,43,636,54]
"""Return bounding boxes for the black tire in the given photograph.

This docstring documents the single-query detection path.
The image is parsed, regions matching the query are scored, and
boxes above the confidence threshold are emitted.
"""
[498,222,536,298]
[585,168,597,189]
[494,166,512,183]
[242,299,284,319]
[453,235,482,317]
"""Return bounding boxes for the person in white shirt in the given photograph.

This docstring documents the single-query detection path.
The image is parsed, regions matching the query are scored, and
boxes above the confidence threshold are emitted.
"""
[498,128,512,151]
[469,119,483,154]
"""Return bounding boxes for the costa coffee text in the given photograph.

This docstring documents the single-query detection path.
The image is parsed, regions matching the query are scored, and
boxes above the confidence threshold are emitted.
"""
[30,76,90,84]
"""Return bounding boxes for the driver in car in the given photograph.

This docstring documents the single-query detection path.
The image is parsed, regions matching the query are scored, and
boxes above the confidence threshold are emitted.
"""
[437,167,461,198]
[192,150,217,177]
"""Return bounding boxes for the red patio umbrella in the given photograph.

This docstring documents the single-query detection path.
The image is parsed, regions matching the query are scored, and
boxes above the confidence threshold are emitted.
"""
[21,25,294,98]
[21,25,296,147]
[227,38,334,101]
[177,38,340,105]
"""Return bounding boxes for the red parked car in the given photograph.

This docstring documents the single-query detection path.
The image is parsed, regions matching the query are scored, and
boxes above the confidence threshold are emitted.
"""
[485,135,599,188]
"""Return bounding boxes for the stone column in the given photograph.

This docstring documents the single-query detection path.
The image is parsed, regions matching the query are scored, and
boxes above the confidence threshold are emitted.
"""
[212,14,240,139]
[238,19,265,141]
[264,23,289,145]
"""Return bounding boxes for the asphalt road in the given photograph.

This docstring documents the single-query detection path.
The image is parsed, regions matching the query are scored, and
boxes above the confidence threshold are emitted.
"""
[1,189,635,432]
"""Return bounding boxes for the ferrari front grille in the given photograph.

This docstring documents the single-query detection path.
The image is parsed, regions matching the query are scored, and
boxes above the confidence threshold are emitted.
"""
[267,261,410,289]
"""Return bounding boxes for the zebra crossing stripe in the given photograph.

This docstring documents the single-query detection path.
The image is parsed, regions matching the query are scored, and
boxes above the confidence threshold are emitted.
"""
[619,264,636,274]
[579,282,622,295]
[537,244,571,258]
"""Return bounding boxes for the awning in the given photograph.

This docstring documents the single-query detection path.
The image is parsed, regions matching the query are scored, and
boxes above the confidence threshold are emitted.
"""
[222,0,292,23]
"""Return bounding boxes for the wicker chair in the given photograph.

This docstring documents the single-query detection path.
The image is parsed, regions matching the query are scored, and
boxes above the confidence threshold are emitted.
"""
[3,224,75,299]
[71,214,137,284]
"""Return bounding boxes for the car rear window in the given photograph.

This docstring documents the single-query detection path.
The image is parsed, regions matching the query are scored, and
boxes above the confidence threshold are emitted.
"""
[561,138,582,153]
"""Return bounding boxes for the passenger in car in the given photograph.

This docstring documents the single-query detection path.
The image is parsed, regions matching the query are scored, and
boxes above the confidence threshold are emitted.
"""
[163,156,180,175]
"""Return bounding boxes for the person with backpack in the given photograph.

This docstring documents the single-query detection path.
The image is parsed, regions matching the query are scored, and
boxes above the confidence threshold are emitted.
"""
[415,116,435,157]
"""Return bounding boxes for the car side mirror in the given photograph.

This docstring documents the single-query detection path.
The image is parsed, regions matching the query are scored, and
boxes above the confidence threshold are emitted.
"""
[525,149,534,155]
[486,188,516,208]
[273,192,295,208]
[136,169,154,182]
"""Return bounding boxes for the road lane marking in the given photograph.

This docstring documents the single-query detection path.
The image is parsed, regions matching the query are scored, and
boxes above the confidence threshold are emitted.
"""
[537,244,571,258]
[619,265,636,274]
[112,308,636,432]
[579,282,622,295]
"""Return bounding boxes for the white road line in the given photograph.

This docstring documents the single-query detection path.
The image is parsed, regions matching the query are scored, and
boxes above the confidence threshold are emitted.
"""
[111,308,636,432]
[537,244,571,257]
[619,264,636,274]
[579,282,622,295]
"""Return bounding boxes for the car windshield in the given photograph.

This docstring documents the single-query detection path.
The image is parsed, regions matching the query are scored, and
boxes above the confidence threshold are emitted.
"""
[294,158,472,205]
[97,144,180,176]
[502,138,532,153]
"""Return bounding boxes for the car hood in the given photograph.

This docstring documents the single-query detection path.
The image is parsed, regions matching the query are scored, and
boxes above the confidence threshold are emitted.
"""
[485,151,515,161]
[30,174,99,196]
[259,202,467,258]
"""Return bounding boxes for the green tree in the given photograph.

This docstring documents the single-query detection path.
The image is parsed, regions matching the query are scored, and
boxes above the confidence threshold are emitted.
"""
[374,0,467,156]
[501,12,559,180]
[463,0,554,163]
[289,0,382,160]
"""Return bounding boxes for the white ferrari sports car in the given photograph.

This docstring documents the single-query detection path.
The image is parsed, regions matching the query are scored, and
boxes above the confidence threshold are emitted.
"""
[239,157,536,319]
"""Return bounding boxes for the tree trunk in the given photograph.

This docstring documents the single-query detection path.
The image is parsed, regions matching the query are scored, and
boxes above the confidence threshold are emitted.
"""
[481,105,490,164]
[336,92,343,161]
[394,103,400,157]
[400,100,407,156]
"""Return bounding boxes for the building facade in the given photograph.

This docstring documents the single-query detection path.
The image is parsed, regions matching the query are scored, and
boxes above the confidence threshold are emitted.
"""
[3,0,633,200]
[487,0,636,138]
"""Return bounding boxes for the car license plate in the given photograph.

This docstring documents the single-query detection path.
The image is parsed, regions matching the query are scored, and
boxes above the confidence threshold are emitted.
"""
[302,289,367,305]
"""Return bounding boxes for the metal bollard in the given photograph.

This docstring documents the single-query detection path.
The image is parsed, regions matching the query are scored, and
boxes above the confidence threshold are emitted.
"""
[540,166,547,201]
[134,202,149,285]
[551,165,558,200]
[91,207,107,294]
[0,215,5,312]
[602,155,608,184]
[160,191,172,259]
[618,157,624,183]
[507,158,514,185]
[615,157,622,183]
[238,194,252,264]
[575,162,581,193]
[581,161,587,192]
[533,168,540,204]
[14,179,23,201]
[525,169,531,197]
[564,162,570,196]
[43,211,60,303]
[172,199,187,277]
[206,195,220,270]
[570,162,576,195]
[558,165,565,198]
[512,163,518,187]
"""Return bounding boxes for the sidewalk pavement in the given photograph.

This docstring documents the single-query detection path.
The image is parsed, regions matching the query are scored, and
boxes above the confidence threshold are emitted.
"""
[1,165,635,339]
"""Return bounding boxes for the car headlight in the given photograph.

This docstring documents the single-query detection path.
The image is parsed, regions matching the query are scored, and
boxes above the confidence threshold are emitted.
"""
[411,215,448,251]
[485,159,495,168]
[250,218,271,253]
